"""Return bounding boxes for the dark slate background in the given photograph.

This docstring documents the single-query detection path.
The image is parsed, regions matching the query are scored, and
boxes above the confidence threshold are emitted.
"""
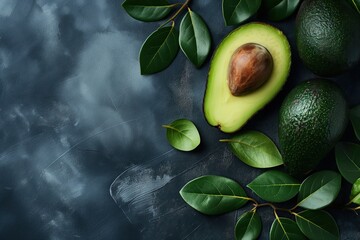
[0,0,359,239]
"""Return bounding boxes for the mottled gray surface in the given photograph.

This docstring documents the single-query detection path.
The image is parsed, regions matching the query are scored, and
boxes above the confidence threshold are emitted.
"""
[0,0,359,239]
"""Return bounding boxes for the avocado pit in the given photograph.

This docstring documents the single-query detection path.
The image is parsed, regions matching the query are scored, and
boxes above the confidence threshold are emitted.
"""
[228,43,273,96]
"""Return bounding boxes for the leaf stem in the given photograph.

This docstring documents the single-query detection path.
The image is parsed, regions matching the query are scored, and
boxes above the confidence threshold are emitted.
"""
[352,0,360,14]
[241,197,258,205]
[254,202,293,214]
[346,200,353,206]
[169,0,192,21]
[250,205,257,213]
[158,0,192,29]
[346,206,360,215]
[289,204,298,212]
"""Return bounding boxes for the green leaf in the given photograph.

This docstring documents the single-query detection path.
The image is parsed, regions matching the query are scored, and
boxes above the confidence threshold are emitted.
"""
[335,142,360,184]
[235,211,262,240]
[139,26,179,75]
[270,217,306,240]
[350,178,360,205]
[179,9,211,68]
[261,0,301,21]
[222,0,262,26]
[221,131,283,168]
[179,175,248,215]
[247,170,300,203]
[350,105,360,141]
[162,119,200,151]
[122,0,175,22]
[297,171,341,210]
[348,0,360,14]
[295,210,339,240]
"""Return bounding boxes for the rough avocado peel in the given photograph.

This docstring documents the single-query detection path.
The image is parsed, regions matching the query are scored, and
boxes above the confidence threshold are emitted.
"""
[296,0,360,76]
[279,79,348,177]
[204,22,291,133]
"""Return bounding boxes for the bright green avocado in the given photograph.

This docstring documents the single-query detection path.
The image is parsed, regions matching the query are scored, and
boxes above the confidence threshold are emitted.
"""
[204,23,291,133]
[279,79,348,177]
[296,0,360,76]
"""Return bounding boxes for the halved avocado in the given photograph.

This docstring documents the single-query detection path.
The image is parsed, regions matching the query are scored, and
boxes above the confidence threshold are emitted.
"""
[204,22,291,133]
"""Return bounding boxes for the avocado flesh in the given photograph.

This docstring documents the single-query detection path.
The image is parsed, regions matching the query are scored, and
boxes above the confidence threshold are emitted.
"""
[296,0,360,76]
[279,79,348,177]
[204,23,291,133]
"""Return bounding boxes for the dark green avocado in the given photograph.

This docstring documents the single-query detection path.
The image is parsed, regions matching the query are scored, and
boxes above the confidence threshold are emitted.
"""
[279,79,348,177]
[296,0,360,76]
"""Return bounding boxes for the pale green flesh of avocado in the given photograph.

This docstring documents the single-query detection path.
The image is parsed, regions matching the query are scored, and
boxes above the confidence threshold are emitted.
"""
[204,23,291,133]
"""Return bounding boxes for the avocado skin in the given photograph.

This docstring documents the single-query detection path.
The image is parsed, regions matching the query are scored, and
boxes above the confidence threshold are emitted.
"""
[296,0,360,76]
[279,79,348,177]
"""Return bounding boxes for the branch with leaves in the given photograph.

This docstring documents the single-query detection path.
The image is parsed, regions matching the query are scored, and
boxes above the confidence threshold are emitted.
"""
[169,104,360,239]
[122,0,301,75]
[122,0,211,74]
[180,170,343,239]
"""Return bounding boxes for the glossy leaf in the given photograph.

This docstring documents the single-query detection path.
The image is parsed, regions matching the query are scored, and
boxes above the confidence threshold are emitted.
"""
[235,211,262,240]
[162,119,200,151]
[335,142,360,183]
[179,9,211,68]
[295,210,339,240]
[261,0,301,21]
[221,131,283,168]
[270,217,306,240]
[247,170,300,202]
[350,105,360,141]
[222,0,262,26]
[348,0,360,14]
[179,175,248,215]
[139,26,179,75]
[350,178,360,205]
[122,0,175,22]
[297,171,341,210]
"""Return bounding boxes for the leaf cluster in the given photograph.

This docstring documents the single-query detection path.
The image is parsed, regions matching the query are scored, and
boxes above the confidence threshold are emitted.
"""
[122,0,211,74]
[336,106,360,211]
[180,168,342,240]
[223,0,301,26]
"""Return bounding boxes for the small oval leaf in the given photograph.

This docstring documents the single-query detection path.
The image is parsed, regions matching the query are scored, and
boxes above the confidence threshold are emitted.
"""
[270,217,306,240]
[122,0,174,22]
[335,142,360,184]
[297,171,341,210]
[295,210,339,240]
[179,175,248,215]
[247,170,300,203]
[221,131,283,168]
[222,0,262,26]
[350,178,360,205]
[179,9,211,68]
[162,119,200,151]
[350,105,360,141]
[261,0,301,21]
[235,211,262,240]
[140,26,179,75]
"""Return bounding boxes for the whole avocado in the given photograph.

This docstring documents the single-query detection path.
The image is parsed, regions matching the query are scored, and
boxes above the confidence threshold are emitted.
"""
[296,0,360,76]
[279,79,348,177]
